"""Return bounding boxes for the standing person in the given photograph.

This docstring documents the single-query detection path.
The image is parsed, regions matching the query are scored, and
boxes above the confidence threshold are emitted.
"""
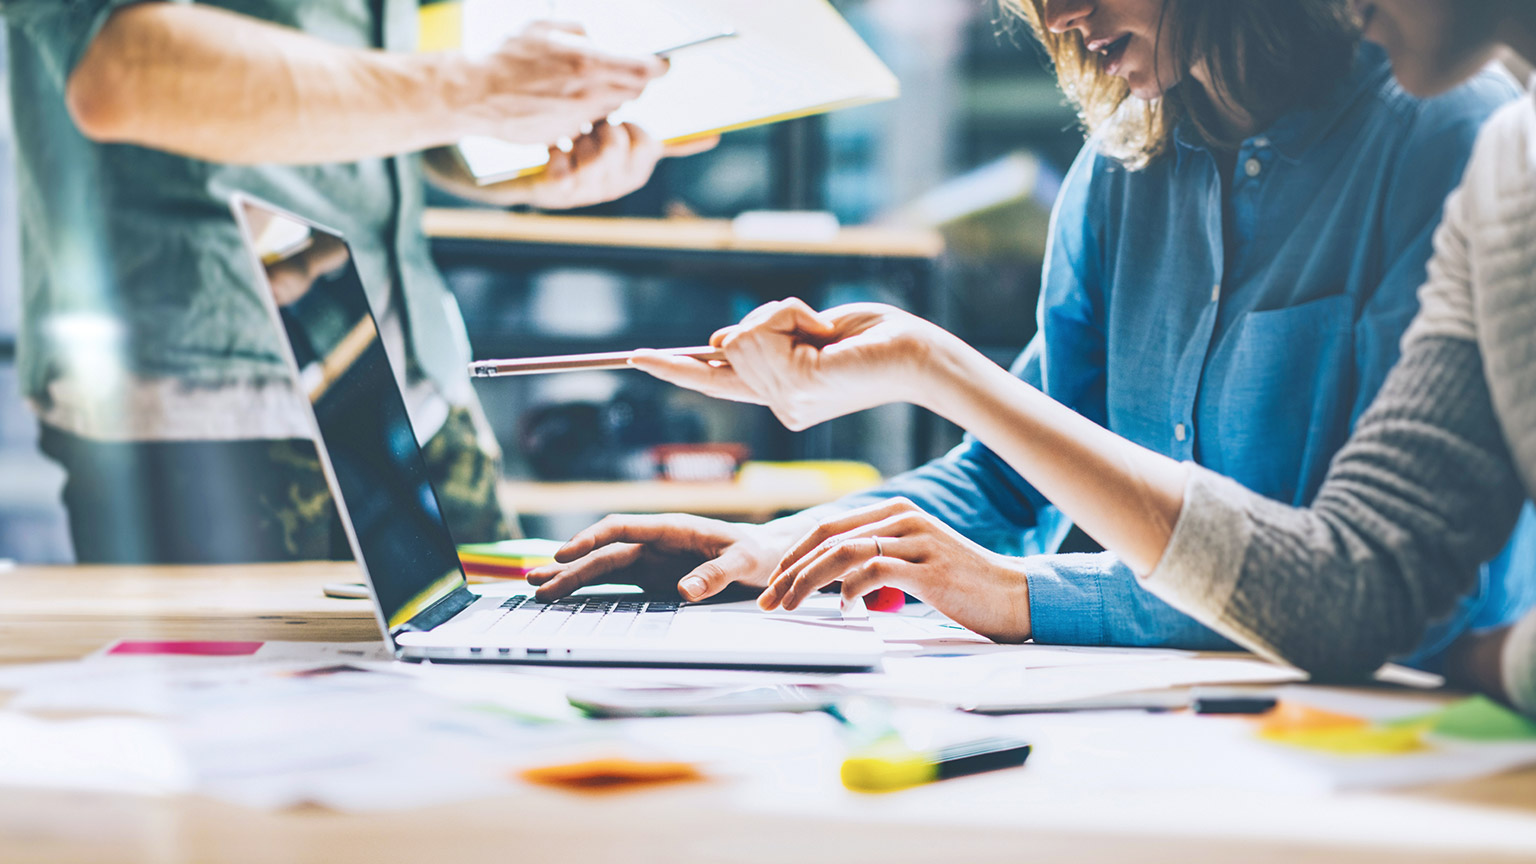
[3,1,711,563]
[605,1,1536,713]
[530,0,1529,670]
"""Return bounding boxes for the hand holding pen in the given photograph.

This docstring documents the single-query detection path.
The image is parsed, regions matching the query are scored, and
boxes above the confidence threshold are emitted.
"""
[470,345,726,378]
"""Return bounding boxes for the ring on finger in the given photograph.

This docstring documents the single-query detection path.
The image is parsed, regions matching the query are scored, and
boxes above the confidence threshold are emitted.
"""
[873,537,884,558]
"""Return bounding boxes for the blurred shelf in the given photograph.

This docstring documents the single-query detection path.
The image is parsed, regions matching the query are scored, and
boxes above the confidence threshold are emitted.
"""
[501,477,879,520]
[424,209,944,260]
[961,76,1078,127]
[430,209,954,465]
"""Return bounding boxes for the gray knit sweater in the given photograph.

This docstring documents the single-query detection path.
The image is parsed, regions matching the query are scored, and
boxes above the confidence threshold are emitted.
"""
[1145,86,1536,715]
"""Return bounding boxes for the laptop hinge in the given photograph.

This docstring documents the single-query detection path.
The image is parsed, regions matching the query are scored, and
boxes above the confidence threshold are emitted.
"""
[398,584,477,634]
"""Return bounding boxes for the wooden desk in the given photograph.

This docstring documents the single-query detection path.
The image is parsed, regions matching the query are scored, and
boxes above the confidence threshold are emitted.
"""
[0,563,379,665]
[3,563,1536,864]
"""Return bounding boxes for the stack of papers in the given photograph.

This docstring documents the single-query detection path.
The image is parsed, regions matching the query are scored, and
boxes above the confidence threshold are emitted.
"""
[458,538,561,580]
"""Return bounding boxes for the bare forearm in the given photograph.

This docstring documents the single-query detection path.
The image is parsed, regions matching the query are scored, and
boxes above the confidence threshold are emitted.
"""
[67,4,476,164]
[921,341,1187,575]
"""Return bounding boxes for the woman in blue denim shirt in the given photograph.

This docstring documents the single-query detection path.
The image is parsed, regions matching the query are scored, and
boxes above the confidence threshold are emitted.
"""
[531,0,1532,667]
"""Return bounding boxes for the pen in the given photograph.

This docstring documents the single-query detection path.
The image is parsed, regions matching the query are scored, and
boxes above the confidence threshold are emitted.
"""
[967,688,1280,715]
[653,30,738,58]
[469,346,726,378]
[841,736,1032,793]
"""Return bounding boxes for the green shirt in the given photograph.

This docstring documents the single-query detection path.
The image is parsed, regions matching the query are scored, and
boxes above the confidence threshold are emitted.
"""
[2,0,467,412]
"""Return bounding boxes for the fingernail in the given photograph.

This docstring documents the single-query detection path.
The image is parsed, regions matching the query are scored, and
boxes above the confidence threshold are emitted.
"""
[679,576,706,599]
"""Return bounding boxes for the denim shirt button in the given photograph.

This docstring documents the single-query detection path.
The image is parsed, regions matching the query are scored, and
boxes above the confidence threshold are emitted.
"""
[1175,423,1188,443]
[1245,157,1264,178]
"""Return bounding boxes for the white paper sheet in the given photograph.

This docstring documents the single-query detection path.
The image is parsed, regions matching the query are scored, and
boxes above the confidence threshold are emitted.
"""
[454,0,899,181]
[4,638,1536,821]
[0,712,192,797]
[4,641,393,715]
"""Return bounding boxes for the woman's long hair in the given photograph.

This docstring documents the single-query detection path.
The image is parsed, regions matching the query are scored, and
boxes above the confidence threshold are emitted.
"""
[1005,0,1360,168]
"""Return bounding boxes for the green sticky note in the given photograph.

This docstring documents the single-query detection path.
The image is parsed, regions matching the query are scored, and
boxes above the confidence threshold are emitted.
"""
[1430,696,1536,742]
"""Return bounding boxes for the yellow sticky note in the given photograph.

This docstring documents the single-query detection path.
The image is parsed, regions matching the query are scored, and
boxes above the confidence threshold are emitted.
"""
[419,1,464,52]
[1259,722,1431,756]
[1255,700,1432,755]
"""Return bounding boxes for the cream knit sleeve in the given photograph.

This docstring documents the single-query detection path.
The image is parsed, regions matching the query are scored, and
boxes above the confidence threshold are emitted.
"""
[1144,336,1527,684]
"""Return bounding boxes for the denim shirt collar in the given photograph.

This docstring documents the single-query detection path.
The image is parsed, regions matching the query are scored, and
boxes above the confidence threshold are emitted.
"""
[1172,42,1392,170]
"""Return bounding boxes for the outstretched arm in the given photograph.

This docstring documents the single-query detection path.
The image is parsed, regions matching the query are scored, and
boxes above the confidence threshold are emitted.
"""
[639,298,1524,686]
[62,4,663,164]
[634,299,1190,575]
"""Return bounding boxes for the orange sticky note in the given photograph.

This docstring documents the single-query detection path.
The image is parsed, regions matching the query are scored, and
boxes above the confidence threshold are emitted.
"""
[1256,701,1369,736]
[518,757,704,794]
[1256,701,1429,756]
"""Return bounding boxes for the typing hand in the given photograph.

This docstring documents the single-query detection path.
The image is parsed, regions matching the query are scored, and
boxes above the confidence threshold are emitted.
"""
[526,514,797,602]
[631,298,964,431]
[465,21,668,145]
[760,498,1033,643]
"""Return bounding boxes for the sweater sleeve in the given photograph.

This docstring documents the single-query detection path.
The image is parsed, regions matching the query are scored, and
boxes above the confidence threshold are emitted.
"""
[1504,609,1536,717]
[1144,335,1528,683]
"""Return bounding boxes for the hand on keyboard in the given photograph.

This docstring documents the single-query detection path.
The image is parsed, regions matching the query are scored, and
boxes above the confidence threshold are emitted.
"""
[526,514,809,603]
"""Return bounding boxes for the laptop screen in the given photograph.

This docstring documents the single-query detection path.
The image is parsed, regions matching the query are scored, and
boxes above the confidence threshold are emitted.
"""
[236,198,468,634]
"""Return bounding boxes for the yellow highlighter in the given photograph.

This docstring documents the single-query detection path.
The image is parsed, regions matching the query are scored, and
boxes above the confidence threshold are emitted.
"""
[841,737,1032,794]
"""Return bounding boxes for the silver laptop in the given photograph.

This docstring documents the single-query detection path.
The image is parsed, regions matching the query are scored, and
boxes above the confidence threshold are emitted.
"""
[231,194,884,671]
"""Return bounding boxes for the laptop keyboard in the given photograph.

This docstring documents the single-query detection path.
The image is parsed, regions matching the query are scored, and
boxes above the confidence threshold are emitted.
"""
[483,594,680,640]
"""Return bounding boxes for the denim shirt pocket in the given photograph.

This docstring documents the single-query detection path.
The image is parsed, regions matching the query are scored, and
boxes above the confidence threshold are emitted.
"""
[1208,293,1354,505]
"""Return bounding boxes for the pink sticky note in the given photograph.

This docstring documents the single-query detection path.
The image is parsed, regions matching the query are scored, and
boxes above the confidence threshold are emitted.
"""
[863,586,906,613]
[107,640,264,657]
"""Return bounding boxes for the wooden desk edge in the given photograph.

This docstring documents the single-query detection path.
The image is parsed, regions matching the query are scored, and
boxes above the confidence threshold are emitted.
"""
[424,208,945,260]
[498,478,880,517]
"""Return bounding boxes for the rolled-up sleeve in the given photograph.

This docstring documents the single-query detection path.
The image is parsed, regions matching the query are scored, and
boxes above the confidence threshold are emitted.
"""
[1023,551,1242,649]
[2,0,185,87]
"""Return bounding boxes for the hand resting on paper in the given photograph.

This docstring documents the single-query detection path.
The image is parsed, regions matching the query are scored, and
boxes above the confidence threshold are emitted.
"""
[759,498,1032,642]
